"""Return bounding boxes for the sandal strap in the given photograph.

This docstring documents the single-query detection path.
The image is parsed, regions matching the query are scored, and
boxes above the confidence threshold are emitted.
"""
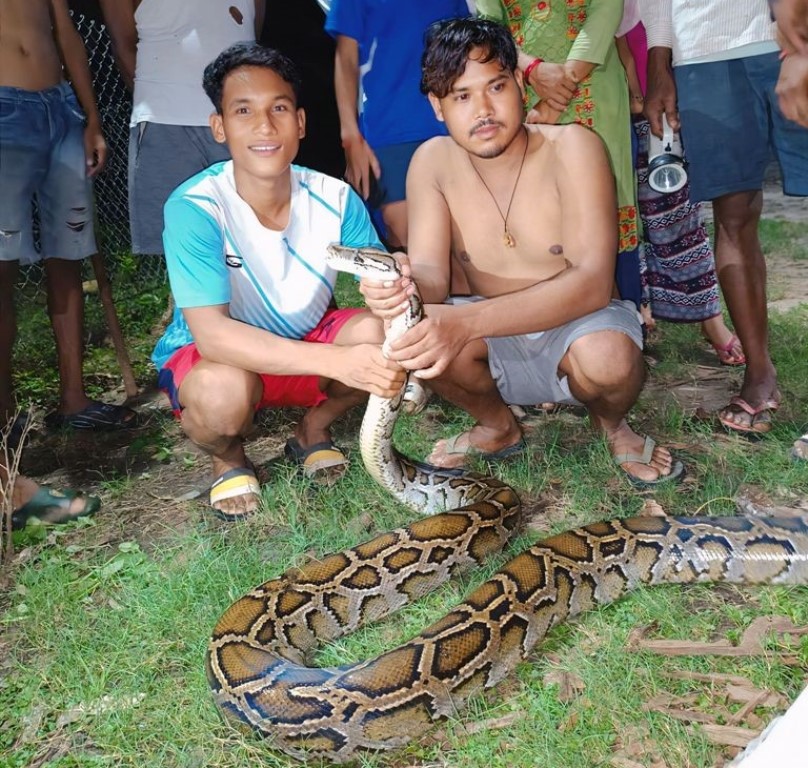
[613,435,655,466]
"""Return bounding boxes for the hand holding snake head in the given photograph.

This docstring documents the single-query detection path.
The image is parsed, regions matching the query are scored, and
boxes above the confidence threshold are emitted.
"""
[356,250,418,321]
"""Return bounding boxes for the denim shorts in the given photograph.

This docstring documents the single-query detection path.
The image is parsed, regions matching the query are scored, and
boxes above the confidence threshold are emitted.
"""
[675,52,808,202]
[0,82,96,264]
[128,123,231,255]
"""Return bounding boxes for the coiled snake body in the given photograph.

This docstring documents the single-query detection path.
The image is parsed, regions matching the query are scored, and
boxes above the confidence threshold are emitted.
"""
[206,245,808,763]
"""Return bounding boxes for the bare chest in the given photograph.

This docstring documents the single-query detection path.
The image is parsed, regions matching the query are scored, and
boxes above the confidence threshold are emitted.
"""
[444,165,569,296]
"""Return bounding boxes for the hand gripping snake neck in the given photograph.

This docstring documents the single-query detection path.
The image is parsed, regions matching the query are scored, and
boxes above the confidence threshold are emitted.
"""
[205,244,808,763]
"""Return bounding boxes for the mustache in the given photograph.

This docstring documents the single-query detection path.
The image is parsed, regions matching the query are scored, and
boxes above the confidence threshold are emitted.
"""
[470,119,502,136]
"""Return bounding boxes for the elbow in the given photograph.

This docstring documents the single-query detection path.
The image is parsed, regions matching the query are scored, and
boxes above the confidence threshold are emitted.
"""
[192,337,217,364]
[584,279,614,313]
[191,327,227,364]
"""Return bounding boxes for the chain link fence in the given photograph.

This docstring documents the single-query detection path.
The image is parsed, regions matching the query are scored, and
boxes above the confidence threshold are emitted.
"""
[78,11,133,262]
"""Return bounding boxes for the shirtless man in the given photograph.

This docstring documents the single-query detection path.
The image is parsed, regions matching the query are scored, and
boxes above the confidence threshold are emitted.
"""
[362,17,683,487]
[0,0,136,432]
[0,0,125,525]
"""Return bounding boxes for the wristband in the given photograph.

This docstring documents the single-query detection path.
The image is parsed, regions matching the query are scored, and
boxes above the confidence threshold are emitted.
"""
[522,57,544,82]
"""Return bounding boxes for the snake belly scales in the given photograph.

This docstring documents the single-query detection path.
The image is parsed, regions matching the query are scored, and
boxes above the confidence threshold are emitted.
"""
[205,244,808,763]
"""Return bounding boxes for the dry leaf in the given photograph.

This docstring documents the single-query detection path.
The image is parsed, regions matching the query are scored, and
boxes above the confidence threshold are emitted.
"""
[697,723,759,748]
[628,616,808,657]
[462,712,521,735]
[543,668,585,702]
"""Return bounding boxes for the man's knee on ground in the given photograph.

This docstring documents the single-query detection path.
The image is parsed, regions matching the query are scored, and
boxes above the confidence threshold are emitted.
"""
[566,331,643,390]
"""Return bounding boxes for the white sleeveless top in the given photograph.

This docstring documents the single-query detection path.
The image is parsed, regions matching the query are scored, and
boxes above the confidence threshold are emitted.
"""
[131,0,256,127]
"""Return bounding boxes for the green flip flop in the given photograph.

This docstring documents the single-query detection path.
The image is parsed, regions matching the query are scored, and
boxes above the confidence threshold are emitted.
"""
[11,487,101,530]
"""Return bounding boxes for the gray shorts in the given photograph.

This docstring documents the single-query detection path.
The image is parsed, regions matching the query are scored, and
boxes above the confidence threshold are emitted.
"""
[450,297,643,406]
[128,122,231,254]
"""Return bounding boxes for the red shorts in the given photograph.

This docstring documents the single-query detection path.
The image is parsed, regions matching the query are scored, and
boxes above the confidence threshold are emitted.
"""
[157,307,364,417]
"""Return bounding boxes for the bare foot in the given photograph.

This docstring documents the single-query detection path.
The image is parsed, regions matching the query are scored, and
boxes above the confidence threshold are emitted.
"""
[427,425,524,469]
[606,422,679,484]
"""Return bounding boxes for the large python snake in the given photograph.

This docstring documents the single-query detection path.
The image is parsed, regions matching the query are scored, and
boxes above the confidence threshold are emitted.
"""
[206,245,808,763]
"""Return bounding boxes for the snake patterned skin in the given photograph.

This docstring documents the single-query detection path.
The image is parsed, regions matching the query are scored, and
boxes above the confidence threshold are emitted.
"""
[206,245,808,763]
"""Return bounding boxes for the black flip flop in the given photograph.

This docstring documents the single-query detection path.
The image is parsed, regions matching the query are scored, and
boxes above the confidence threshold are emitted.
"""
[45,400,138,431]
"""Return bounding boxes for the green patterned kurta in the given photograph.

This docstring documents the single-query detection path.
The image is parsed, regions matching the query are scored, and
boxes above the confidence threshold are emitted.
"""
[476,0,639,255]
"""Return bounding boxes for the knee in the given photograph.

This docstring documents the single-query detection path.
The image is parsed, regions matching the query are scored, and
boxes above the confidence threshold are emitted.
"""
[335,311,385,345]
[439,339,489,380]
[566,332,643,390]
[180,364,260,431]
[714,194,763,237]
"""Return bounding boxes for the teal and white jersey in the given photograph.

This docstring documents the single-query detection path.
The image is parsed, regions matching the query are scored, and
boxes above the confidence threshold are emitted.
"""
[152,161,383,370]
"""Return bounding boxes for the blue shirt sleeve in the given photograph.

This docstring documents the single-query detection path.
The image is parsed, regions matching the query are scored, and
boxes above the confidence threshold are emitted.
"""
[325,0,364,42]
[340,186,386,250]
[162,196,230,309]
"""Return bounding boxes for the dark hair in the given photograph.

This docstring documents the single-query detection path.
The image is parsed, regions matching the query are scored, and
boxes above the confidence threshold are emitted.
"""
[420,17,518,99]
[202,42,303,113]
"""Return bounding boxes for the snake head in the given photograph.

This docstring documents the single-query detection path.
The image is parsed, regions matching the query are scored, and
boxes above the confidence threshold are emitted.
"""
[326,243,401,280]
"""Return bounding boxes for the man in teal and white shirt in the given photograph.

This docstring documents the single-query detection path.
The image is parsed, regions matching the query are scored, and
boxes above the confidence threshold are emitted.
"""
[152,42,405,521]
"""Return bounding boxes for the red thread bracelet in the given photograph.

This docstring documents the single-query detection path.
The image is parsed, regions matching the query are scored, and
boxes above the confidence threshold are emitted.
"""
[523,57,544,82]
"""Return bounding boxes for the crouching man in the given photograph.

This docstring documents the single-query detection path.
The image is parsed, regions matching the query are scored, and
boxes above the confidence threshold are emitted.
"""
[153,43,404,521]
[361,18,683,488]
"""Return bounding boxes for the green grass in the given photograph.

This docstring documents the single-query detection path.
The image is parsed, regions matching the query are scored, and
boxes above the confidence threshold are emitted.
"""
[2,218,808,768]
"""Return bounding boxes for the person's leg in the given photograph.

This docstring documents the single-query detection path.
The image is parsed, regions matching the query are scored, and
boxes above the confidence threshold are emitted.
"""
[292,310,383,451]
[43,257,93,415]
[0,87,49,422]
[561,330,676,483]
[0,261,19,423]
[129,124,230,256]
[675,57,778,431]
[177,359,264,518]
[712,189,779,431]
[422,338,524,468]
[373,141,421,250]
[701,313,745,365]
[38,86,136,427]
[43,257,136,427]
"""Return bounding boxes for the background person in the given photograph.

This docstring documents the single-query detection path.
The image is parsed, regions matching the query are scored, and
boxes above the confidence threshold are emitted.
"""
[616,13,745,366]
[325,0,470,249]
[100,0,264,259]
[640,0,808,438]
[475,0,643,308]
[0,0,136,432]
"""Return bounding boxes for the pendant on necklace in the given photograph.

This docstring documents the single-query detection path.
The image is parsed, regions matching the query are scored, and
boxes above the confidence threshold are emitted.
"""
[503,229,515,248]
